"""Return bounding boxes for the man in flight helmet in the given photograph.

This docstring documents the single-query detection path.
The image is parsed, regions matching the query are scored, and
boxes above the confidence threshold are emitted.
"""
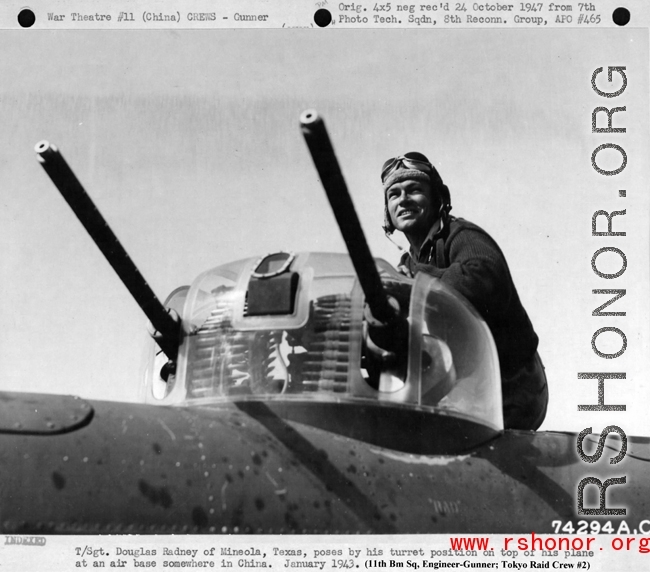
[377,152,548,431]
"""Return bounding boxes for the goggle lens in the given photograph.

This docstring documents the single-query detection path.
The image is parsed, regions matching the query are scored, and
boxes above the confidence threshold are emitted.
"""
[381,152,432,181]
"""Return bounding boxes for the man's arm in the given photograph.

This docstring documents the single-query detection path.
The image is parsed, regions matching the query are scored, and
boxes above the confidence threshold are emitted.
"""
[413,229,515,320]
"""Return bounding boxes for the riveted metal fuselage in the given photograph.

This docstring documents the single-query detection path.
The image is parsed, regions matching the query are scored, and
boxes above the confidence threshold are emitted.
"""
[1,392,648,534]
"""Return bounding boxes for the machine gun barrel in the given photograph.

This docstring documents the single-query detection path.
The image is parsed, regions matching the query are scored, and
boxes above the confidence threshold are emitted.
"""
[35,141,179,361]
[299,110,396,324]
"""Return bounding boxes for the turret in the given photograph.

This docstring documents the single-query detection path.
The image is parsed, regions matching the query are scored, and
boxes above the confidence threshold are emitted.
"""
[35,114,504,456]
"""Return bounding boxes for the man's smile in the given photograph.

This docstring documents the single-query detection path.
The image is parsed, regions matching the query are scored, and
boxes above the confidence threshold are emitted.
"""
[397,207,421,219]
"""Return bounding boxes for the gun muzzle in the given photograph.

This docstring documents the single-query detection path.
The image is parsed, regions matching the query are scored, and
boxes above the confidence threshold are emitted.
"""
[35,140,180,361]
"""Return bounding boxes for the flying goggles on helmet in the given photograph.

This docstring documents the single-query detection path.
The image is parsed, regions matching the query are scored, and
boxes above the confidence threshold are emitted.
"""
[381,152,437,183]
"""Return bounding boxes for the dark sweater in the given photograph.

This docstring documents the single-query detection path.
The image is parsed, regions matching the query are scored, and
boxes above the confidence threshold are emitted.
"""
[398,217,539,378]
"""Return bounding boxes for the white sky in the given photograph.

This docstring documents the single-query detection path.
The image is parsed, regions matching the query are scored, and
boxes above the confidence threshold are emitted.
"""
[0,29,648,434]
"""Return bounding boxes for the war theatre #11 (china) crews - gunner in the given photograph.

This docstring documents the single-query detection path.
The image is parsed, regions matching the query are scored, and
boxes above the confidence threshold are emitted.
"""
[368,152,549,430]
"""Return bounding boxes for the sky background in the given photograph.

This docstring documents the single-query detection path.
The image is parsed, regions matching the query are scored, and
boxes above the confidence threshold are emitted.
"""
[0,29,648,434]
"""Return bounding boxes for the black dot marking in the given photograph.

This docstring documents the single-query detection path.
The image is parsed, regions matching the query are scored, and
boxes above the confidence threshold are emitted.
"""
[18,9,35,28]
[192,506,209,528]
[52,472,66,490]
[138,479,172,509]
[314,9,332,27]
[613,7,630,26]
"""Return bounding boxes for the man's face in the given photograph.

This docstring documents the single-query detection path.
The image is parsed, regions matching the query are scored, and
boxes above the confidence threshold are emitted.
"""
[386,179,436,238]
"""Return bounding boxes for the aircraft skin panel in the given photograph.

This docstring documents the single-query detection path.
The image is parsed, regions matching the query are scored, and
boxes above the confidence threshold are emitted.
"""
[0,397,371,534]
[0,392,93,434]
[1,395,649,534]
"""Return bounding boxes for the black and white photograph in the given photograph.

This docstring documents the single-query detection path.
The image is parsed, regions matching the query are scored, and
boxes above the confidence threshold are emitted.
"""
[0,7,649,570]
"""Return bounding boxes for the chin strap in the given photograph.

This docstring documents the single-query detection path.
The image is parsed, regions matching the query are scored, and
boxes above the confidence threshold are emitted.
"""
[385,231,407,253]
